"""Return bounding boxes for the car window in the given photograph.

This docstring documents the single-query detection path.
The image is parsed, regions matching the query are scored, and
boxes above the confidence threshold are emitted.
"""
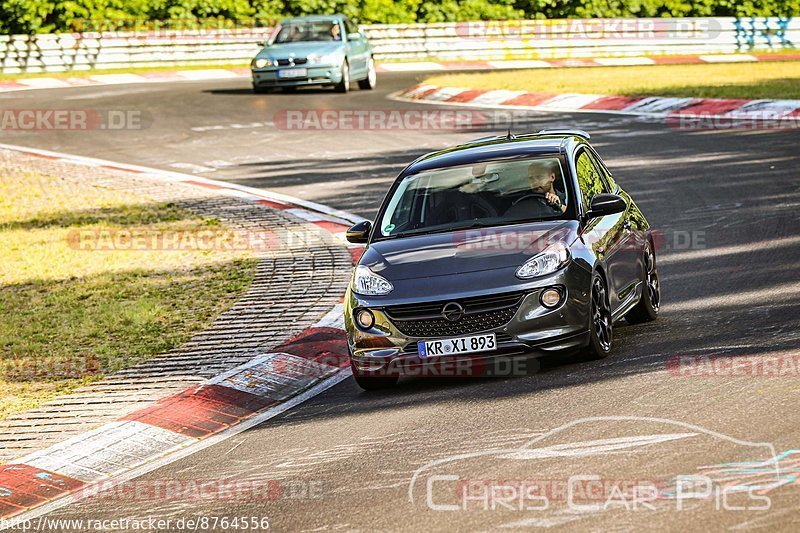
[274,21,341,43]
[344,19,359,36]
[575,149,610,211]
[378,157,569,239]
[588,148,618,191]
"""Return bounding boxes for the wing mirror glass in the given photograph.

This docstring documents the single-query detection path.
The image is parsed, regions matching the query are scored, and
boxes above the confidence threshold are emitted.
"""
[346,220,372,243]
[347,32,361,41]
[586,193,626,219]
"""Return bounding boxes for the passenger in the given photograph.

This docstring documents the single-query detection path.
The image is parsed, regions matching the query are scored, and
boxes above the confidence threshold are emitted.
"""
[527,160,566,213]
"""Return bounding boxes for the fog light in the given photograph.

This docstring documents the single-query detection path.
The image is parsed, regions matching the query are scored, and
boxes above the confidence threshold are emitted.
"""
[355,309,375,329]
[540,288,562,308]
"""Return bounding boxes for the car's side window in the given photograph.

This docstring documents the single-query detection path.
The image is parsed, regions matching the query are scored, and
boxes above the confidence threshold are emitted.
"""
[575,149,609,211]
[587,148,618,191]
[344,18,359,36]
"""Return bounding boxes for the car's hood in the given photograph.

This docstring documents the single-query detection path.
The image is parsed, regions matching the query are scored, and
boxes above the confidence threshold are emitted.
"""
[362,221,579,281]
[257,41,344,59]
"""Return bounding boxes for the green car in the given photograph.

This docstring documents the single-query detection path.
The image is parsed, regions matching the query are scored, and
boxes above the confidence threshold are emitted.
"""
[251,15,376,93]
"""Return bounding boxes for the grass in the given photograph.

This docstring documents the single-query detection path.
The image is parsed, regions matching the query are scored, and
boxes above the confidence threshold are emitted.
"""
[0,166,258,420]
[424,60,800,100]
[0,62,249,82]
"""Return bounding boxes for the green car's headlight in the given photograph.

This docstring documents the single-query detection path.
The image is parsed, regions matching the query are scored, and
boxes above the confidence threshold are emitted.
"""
[252,58,272,69]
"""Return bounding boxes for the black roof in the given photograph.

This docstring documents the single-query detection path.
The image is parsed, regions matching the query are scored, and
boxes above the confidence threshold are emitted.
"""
[400,133,586,177]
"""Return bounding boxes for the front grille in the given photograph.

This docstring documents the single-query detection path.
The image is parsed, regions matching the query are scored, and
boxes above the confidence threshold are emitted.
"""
[385,291,526,338]
[276,58,307,66]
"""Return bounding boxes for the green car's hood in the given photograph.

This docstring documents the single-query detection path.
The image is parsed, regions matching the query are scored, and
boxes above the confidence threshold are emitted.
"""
[256,41,345,59]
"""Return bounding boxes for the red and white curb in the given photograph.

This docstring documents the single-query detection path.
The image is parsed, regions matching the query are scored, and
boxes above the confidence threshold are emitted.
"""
[0,68,251,93]
[0,143,363,526]
[393,83,800,123]
[3,53,800,94]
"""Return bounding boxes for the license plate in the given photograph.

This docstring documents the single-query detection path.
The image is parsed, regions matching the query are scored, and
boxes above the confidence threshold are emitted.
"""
[418,333,496,358]
[277,68,307,78]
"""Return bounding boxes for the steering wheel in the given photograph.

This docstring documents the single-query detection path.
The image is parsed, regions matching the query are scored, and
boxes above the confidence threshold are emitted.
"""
[436,196,499,225]
[511,192,561,212]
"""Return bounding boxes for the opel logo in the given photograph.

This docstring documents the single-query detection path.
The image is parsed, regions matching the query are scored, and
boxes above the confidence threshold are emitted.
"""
[442,302,464,322]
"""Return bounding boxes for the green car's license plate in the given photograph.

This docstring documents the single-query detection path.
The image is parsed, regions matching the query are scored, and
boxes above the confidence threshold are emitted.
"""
[277,68,307,78]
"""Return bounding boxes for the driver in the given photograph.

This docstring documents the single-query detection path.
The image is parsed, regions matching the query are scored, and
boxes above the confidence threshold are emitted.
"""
[331,23,342,41]
[527,160,566,213]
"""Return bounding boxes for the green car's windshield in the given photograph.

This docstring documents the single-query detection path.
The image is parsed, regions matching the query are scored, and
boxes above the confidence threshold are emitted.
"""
[378,157,569,239]
[274,22,342,43]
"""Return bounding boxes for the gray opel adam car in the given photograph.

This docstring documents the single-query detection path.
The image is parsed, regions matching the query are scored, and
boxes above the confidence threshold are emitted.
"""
[251,15,376,93]
[344,130,660,389]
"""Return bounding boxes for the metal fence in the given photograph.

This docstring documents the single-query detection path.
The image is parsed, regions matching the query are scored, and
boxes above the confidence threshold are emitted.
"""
[0,17,796,74]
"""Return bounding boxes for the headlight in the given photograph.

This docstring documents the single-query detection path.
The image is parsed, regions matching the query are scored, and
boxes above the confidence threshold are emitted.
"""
[308,53,341,65]
[516,245,570,280]
[352,265,393,296]
[252,58,272,69]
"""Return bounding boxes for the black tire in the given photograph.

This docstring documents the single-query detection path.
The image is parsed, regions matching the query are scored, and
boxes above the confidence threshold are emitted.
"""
[334,62,350,93]
[625,241,660,324]
[351,360,397,390]
[580,272,613,360]
[358,57,377,90]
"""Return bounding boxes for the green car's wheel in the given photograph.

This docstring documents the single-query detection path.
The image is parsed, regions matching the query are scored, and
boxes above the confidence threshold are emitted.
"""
[358,57,377,90]
[335,61,350,93]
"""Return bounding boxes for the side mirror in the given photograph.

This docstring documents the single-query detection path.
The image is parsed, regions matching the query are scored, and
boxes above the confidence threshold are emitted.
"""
[346,220,372,243]
[586,193,626,219]
[347,32,362,41]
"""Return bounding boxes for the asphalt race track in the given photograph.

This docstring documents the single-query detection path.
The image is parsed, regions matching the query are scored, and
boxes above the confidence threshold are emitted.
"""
[3,72,800,530]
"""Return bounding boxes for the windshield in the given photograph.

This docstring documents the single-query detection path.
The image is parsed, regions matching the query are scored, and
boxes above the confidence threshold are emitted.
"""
[378,157,570,238]
[273,22,342,43]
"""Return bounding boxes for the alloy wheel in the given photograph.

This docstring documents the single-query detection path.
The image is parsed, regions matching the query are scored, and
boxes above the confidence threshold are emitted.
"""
[592,278,612,352]
[645,244,660,313]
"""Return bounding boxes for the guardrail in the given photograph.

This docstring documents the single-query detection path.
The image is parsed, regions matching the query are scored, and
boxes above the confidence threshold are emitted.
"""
[0,17,796,74]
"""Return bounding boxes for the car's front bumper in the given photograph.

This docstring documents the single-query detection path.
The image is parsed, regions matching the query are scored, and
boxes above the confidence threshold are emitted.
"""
[251,66,342,88]
[345,262,592,378]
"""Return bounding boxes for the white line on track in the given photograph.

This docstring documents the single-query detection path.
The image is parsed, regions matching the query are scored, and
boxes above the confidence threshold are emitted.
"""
[0,370,352,529]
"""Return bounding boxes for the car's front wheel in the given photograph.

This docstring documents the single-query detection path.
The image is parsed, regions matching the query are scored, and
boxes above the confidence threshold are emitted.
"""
[335,62,350,93]
[358,57,377,90]
[625,241,660,324]
[581,273,613,360]
[350,360,397,390]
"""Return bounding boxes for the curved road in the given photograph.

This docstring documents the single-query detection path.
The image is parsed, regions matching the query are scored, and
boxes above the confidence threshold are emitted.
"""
[3,72,800,530]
